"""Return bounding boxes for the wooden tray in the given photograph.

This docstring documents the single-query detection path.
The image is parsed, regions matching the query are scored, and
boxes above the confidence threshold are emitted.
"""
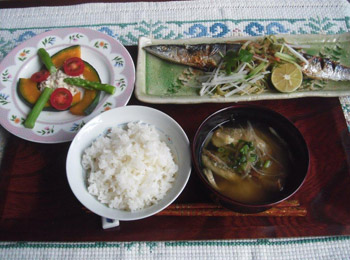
[0,46,350,241]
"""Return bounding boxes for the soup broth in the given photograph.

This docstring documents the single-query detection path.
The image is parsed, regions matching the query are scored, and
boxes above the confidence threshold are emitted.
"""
[201,120,292,204]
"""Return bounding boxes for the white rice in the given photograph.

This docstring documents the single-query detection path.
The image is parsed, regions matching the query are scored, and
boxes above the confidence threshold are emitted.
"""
[81,121,178,211]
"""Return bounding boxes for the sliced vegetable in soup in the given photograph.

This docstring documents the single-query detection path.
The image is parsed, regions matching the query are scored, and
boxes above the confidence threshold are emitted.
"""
[201,121,292,204]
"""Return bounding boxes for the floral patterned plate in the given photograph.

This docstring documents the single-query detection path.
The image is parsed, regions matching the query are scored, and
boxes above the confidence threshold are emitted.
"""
[0,28,135,143]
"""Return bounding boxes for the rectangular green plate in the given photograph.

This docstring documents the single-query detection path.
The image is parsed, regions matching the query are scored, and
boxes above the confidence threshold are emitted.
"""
[135,33,350,104]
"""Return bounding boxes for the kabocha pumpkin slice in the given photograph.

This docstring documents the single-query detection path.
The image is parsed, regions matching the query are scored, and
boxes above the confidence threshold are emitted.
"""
[70,89,101,115]
[17,78,49,108]
[51,45,81,68]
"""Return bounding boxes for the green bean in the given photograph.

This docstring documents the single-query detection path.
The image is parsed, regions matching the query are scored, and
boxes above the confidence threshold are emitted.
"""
[63,78,116,95]
[24,87,54,129]
[38,48,57,74]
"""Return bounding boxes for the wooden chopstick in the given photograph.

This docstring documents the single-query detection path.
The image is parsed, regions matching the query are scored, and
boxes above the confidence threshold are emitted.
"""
[166,200,300,209]
[82,200,306,217]
[155,200,307,217]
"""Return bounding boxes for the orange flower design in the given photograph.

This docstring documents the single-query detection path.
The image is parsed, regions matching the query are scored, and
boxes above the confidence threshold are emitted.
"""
[14,118,20,124]
[99,42,105,47]
[104,106,111,111]
[20,52,26,57]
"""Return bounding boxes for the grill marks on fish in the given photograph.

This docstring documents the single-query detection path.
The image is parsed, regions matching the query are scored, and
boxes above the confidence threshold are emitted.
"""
[303,55,350,81]
[144,44,241,71]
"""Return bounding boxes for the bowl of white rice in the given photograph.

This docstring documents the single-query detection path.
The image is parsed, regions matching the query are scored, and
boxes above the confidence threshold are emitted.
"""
[66,105,191,225]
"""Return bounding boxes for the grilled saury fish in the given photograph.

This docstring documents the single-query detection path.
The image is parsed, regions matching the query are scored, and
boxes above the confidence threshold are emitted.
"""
[144,44,241,71]
[144,42,350,82]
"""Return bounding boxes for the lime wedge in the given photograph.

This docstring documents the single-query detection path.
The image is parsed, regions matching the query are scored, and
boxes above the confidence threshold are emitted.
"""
[271,63,303,93]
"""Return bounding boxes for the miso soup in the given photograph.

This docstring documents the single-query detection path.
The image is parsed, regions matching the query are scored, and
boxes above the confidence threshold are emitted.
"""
[201,120,292,204]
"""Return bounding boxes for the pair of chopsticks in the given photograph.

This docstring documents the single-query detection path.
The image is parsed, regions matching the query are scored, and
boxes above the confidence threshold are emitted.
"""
[155,200,306,217]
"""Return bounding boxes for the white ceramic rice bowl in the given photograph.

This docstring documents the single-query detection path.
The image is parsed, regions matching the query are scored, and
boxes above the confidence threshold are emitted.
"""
[66,105,191,221]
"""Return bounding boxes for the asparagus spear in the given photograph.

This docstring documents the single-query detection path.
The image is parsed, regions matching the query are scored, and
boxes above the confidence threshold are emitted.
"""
[24,48,56,129]
[38,48,57,74]
[63,78,116,95]
[24,87,54,129]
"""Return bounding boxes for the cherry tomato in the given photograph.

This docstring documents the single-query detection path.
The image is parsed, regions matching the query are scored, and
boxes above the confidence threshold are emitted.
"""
[30,70,50,82]
[63,57,85,76]
[50,88,73,110]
